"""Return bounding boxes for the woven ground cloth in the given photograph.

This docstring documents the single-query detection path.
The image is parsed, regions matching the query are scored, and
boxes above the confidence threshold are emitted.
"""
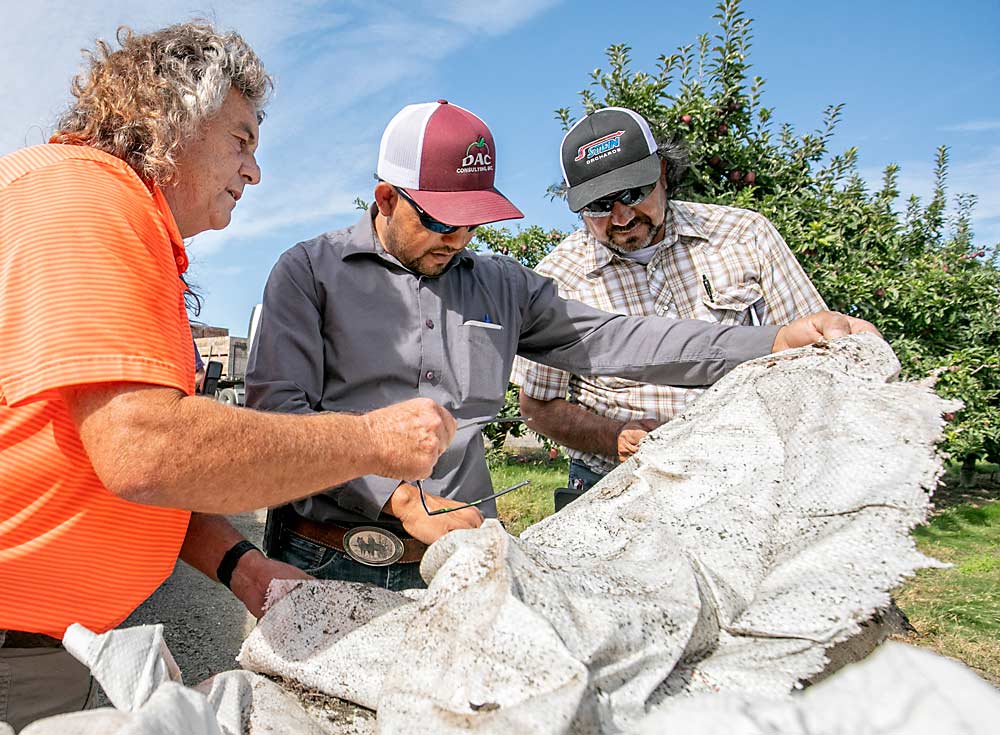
[235,334,996,733]
[16,334,999,734]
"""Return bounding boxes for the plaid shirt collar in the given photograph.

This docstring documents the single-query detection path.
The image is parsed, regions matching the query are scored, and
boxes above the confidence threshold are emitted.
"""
[581,201,710,276]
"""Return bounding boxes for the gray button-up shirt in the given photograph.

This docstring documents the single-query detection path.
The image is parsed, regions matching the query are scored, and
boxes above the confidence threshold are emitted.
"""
[246,209,780,525]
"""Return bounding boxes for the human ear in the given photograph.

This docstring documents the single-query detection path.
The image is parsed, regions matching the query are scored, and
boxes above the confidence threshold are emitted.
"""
[373,182,397,217]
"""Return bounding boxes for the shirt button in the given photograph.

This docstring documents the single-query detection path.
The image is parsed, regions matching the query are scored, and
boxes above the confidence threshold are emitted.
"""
[425,319,434,329]
[425,370,435,381]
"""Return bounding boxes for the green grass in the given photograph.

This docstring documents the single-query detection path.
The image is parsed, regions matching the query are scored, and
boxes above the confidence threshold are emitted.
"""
[895,502,1000,683]
[493,456,564,536]
[490,456,1000,684]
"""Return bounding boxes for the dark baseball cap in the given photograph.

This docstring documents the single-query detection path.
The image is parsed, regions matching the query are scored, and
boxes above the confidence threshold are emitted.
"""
[376,100,523,226]
[560,107,661,213]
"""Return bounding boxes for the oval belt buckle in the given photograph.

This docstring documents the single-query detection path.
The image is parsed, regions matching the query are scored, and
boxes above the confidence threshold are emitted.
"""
[343,526,405,566]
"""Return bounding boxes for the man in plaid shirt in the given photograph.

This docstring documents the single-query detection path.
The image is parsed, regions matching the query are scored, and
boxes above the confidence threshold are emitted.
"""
[511,107,827,506]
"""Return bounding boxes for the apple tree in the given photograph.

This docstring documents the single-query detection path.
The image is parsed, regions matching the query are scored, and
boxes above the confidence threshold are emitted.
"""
[478,0,999,467]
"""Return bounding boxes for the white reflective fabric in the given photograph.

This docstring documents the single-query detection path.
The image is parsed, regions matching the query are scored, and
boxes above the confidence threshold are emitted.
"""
[237,336,991,733]
[633,642,1000,734]
[13,336,998,735]
[62,623,182,712]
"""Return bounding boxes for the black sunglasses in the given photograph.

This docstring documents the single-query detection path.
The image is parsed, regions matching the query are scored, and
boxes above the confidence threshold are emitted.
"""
[394,186,478,235]
[581,183,657,217]
[417,414,533,515]
[416,478,532,516]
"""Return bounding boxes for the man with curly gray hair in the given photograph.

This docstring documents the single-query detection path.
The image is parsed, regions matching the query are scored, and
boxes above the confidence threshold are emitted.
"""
[0,22,454,729]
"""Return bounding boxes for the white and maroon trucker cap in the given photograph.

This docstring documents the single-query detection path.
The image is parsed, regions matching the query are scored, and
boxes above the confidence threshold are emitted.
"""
[376,100,524,227]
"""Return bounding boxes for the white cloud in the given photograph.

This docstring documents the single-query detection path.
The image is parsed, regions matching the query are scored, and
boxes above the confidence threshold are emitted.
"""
[860,145,1000,248]
[430,0,562,33]
[940,119,1000,133]
[1,0,565,331]
[0,1,313,154]
[1,0,560,249]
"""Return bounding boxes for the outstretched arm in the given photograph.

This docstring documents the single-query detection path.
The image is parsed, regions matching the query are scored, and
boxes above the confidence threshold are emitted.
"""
[59,383,455,515]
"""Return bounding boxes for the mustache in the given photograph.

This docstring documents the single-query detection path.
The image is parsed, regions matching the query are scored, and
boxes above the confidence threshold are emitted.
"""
[607,212,655,235]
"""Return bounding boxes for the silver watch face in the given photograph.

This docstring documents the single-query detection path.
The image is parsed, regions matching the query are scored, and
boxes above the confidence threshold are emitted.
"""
[343,526,405,566]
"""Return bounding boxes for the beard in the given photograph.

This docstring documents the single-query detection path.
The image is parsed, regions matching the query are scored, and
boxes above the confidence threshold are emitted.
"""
[603,211,663,253]
[411,254,452,277]
[381,226,454,276]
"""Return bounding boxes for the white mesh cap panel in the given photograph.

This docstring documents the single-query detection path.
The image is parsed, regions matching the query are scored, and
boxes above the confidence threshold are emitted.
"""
[614,106,658,154]
[376,103,438,188]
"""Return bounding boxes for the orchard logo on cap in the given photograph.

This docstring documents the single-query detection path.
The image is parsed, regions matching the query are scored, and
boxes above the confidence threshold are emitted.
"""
[457,136,493,175]
[575,129,627,163]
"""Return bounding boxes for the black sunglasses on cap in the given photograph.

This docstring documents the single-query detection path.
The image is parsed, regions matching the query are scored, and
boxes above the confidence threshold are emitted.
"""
[581,183,657,217]
[394,186,478,234]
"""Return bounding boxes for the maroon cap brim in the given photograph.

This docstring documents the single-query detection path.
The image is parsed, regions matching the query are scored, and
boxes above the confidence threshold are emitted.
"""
[403,187,524,227]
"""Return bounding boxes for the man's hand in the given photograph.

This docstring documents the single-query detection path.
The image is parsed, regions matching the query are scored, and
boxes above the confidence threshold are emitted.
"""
[386,482,483,545]
[617,418,659,462]
[362,398,456,480]
[228,550,312,618]
[772,310,881,352]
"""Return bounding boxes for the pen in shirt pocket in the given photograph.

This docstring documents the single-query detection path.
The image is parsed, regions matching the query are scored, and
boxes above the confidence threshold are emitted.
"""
[702,275,715,301]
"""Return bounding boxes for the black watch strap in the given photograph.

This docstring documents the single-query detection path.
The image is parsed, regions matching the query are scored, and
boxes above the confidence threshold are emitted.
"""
[217,540,259,589]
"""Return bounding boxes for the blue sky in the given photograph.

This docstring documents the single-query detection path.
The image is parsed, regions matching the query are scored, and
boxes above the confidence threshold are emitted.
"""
[4,0,998,333]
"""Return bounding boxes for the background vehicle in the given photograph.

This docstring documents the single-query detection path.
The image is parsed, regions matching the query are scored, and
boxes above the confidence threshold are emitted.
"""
[193,304,262,406]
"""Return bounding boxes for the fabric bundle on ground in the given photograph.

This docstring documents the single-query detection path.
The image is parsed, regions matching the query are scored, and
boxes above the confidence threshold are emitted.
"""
[11,335,998,734]
[238,335,981,733]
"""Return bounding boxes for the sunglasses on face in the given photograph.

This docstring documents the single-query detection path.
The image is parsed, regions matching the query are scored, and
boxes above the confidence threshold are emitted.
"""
[580,183,657,217]
[394,186,478,234]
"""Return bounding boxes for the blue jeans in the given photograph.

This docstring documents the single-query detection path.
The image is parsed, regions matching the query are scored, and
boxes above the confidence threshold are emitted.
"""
[568,459,607,494]
[554,459,608,512]
[272,531,426,592]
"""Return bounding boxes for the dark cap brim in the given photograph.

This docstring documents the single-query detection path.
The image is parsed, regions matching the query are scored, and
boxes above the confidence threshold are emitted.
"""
[566,152,661,213]
[404,187,524,227]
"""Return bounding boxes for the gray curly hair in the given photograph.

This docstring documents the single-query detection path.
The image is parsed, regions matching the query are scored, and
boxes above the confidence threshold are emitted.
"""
[51,21,272,186]
[655,135,690,197]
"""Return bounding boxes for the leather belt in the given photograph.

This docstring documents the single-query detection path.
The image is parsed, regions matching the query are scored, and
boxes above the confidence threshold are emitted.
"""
[285,514,427,565]
[3,630,62,648]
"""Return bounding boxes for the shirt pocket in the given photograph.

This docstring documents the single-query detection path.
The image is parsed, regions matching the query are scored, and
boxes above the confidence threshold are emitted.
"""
[458,325,507,407]
[701,281,763,326]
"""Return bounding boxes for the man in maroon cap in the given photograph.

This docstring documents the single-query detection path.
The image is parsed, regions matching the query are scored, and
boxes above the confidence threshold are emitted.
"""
[247,100,877,591]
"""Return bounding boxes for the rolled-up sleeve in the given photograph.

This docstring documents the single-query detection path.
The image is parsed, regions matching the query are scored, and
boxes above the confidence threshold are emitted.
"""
[510,354,570,401]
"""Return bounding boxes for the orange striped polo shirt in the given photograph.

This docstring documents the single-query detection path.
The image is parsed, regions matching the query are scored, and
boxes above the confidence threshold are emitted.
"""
[0,144,193,638]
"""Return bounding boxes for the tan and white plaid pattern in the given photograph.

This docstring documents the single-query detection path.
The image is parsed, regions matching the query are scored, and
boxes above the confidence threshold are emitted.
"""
[511,200,826,475]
